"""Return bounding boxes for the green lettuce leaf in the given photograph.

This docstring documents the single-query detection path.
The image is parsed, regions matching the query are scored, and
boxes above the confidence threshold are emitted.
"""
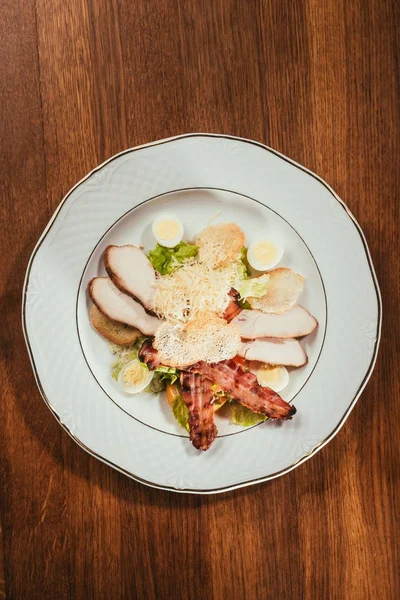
[147,242,198,275]
[172,395,190,431]
[238,298,253,310]
[145,372,165,394]
[237,274,269,300]
[230,402,268,427]
[238,246,251,277]
[154,365,178,385]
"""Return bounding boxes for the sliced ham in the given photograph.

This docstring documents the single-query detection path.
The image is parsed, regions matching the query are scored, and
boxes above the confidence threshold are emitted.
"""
[239,338,307,367]
[104,245,156,311]
[89,277,160,336]
[180,372,218,451]
[232,305,318,339]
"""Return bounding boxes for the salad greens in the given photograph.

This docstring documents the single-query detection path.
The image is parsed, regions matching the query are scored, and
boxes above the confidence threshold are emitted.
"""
[147,241,198,275]
[146,366,179,394]
[111,338,178,393]
[237,274,270,300]
[172,395,190,431]
[230,402,268,427]
[111,335,148,381]
[153,365,178,385]
[110,240,271,429]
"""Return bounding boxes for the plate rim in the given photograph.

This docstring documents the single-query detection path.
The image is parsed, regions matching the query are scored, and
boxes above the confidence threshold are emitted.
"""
[22,133,382,494]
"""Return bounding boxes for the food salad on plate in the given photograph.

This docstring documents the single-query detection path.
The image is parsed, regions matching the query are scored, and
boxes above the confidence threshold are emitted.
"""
[88,213,318,451]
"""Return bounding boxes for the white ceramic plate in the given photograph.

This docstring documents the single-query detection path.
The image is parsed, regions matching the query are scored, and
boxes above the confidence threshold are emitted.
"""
[23,134,381,494]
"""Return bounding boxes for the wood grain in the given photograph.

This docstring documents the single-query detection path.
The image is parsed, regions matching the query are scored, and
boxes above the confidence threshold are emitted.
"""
[0,0,399,598]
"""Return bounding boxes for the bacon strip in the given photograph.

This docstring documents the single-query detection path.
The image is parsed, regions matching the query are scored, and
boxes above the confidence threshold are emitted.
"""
[139,338,162,369]
[180,372,218,451]
[189,359,296,420]
[139,341,296,420]
[223,288,242,322]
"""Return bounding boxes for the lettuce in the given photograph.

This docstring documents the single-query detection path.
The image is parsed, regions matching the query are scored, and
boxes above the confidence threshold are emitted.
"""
[147,242,198,275]
[238,298,253,310]
[238,246,251,277]
[145,372,165,394]
[237,274,269,300]
[110,336,148,381]
[230,402,268,427]
[154,365,178,385]
[172,395,190,431]
[144,367,179,393]
[211,383,232,411]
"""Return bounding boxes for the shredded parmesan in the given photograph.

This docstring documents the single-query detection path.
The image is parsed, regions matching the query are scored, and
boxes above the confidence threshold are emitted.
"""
[154,260,241,324]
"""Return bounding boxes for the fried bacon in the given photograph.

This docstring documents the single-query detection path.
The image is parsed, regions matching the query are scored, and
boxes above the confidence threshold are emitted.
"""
[180,372,218,451]
[139,340,296,422]
[189,359,296,420]
[139,338,162,369]
[223,288,242,323]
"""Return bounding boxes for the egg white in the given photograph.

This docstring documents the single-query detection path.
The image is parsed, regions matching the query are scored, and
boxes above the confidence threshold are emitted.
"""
[250,362,289,392]
[118,359,154,394]
[152,214,184,248]
[247,238,284,271]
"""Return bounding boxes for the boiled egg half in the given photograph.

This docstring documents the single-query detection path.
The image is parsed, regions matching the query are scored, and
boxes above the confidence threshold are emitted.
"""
[118,359,154,394]
[247,238,284,271]
[250,361,289,392]
[152,214,184,248]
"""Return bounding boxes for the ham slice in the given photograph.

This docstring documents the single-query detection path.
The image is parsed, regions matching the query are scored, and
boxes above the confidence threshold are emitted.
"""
[180,372,218,451]
[89,277,160,336]
[104,245,156,311]
[239,338,307,367]
[232,305,317,339]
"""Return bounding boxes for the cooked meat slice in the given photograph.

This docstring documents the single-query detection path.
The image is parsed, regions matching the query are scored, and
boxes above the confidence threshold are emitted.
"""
[180,372,218,450]
[89,277,160,336]
[104,245,156,311]
[232,305,318,339]
[89,305,142,345]
[139,338,162,369]
[223,288,242,322]
[238,338,307,367]
[138,342,295,419]
[190,360,296,419]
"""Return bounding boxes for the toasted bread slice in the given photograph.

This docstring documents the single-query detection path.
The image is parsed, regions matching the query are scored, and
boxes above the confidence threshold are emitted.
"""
[249,268,305,313]
[197,222,245,268]
[90,305,142,345]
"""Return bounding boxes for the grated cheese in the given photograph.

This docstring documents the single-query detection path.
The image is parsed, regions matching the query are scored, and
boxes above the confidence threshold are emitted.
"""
[154,260,241,324]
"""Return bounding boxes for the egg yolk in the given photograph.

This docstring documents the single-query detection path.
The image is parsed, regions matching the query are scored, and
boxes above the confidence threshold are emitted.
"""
[256,365,282,386]
[253,241,277,265]
[123,364,147,387]
[155,220,180,241]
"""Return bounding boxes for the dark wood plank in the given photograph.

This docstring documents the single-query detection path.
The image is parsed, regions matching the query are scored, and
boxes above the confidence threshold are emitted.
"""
[0,524,5,600]
[0,1,71,599]
[0,0,399,599]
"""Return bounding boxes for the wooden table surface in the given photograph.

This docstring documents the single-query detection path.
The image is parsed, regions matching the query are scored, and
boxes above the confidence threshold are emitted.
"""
[1,1,399,598]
